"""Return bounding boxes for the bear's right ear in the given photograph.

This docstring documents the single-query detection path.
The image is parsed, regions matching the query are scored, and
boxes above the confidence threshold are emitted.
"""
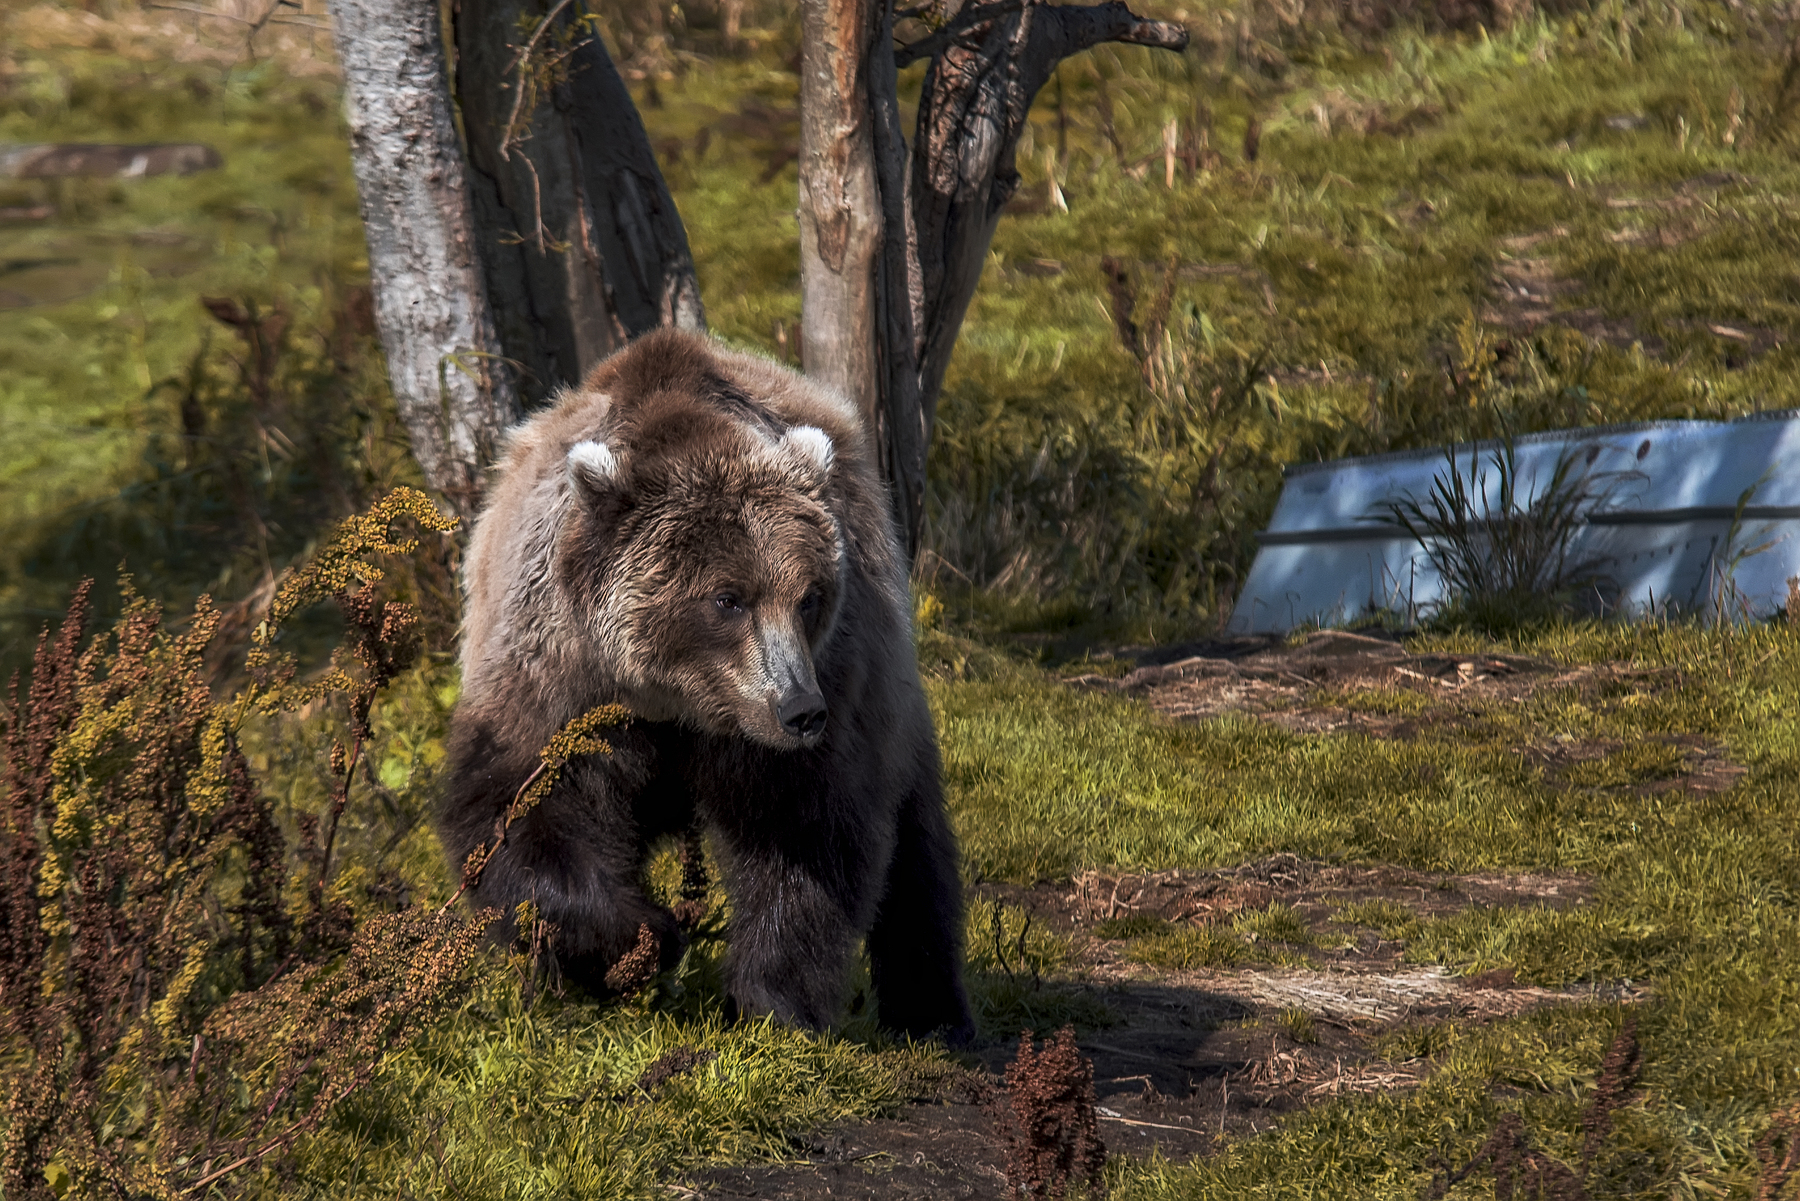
[567,440,632,515]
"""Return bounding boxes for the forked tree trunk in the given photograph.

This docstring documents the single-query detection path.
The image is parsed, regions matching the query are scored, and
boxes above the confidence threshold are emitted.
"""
[331,0,705,515]
[330,0,519,519]
[801,0,1188,559]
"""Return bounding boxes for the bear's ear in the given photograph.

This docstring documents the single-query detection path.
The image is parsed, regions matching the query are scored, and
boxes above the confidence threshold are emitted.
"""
[775,425,834,490]
[567,440,631,513]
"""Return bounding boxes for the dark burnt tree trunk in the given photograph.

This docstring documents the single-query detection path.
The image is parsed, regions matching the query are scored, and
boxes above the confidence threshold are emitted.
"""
[452,0,706,405]
[801,0,1188,559]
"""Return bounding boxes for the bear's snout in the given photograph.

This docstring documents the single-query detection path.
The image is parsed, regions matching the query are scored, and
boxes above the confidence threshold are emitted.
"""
[775,689,828,742]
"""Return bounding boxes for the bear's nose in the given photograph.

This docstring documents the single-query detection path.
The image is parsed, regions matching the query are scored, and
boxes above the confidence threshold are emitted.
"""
[776,691,828,740]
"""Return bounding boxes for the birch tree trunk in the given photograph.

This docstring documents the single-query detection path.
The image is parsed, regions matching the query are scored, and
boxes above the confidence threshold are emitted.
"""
[800,0,1188,559]
[330,0,518,519]
[454,0,706,406]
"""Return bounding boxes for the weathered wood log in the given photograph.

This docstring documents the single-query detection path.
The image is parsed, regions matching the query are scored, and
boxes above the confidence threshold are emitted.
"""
[0,143,221,178]
[454,0,705,406]
[800,0,1188,559]
[330,0,518,518]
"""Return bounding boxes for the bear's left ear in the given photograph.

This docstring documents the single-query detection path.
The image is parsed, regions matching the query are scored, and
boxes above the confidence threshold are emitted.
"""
[775,425,834,492]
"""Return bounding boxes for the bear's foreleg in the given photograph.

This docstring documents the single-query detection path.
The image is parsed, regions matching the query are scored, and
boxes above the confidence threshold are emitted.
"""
[444,737,684,996]
[866,777,975,1045]
[475,805,686,995]
[712,829,874,1030]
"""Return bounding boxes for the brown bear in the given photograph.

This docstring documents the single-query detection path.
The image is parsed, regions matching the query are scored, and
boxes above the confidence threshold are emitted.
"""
[441,328,973,1042]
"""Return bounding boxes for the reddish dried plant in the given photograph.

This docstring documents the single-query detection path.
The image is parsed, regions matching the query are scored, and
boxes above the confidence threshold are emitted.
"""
[1757,1102,1800,1201]
[604,923,664,998]
[0,489,494,1200]
[989,1026,1108,1199]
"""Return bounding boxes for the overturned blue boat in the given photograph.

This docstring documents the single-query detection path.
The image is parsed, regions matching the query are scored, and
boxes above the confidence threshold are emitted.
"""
[1228,413,1800,634]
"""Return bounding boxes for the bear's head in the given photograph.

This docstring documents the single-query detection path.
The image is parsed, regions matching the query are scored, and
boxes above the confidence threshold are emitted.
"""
[559,407,845,750]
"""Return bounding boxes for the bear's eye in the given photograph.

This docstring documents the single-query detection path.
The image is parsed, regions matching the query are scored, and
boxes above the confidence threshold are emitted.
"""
[798,590,822,617]
[714,592,745,615]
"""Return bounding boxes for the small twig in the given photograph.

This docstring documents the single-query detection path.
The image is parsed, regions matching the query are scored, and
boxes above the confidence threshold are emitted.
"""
[251,1054,316,1132]
[313,731,363,896]
[1080,1040,1175,1066]
[182,1080,358,1194]
[1095,1111,1197,1133]
[500,0,577,162]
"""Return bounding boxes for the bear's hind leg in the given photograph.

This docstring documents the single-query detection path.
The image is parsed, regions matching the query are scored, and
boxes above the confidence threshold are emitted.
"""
[866,779,974,1045]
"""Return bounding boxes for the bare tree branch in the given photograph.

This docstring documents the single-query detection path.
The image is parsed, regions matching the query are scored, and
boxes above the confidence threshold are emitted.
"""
[893,0,1025,68]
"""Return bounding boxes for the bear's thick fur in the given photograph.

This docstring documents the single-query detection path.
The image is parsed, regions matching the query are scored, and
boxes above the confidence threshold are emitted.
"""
[442,329,973,1041]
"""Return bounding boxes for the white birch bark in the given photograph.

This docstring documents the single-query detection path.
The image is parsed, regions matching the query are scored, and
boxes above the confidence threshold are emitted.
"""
[330,0,520,518]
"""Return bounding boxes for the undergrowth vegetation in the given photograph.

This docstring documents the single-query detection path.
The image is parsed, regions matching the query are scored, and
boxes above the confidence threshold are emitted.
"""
[6,0,1800,1193]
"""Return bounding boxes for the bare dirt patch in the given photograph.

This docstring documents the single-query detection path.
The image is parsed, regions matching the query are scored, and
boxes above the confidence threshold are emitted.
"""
[689,635,1685,1199]
[1071,630,1743,795]
[684,853,1632,1201]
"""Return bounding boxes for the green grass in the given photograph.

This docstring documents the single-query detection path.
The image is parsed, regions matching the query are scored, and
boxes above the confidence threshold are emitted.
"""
[1322,686,1437,716]
[220,616,1800,1195]
[1094,912,1174,939]
[935,619,1800,1193]
[1234,901,1320,947]
[1126,923,1252,970]
[1563,739,1692,786]
[1334,897,1422,939]
[266,981,932,1200]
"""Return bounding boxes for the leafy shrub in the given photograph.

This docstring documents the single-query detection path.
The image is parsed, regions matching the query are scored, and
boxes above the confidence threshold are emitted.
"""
[0,489,495,1199]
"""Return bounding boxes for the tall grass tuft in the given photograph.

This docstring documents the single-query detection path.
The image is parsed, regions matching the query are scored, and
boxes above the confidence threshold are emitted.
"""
[1375,435,1635,631]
